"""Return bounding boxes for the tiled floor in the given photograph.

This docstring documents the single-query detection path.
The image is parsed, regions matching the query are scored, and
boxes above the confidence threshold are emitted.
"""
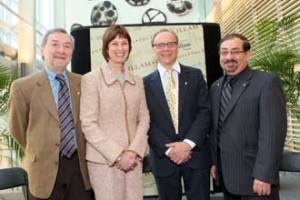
[143,172,300,200]
[0,173,299,200]
[0,192,223,200]
[279,172,300,200]
[0,190,23,200]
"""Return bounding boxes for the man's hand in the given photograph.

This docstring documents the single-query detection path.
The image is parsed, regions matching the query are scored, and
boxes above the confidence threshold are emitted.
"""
[166,142,192,165]
[253,179,271,196]
[210,165,217,179]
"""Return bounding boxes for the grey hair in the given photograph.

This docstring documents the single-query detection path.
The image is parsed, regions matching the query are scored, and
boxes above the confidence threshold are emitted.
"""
[151,28,178,47]
[41,28,75,49]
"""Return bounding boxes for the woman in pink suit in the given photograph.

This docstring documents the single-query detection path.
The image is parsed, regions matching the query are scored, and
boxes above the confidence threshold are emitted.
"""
[80,25,150,200]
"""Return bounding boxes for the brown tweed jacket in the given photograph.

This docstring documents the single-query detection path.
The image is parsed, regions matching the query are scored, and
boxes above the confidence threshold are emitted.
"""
[8,70,91,198]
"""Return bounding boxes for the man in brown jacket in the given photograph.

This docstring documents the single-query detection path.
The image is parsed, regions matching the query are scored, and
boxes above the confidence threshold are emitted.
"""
[8,28,93,200]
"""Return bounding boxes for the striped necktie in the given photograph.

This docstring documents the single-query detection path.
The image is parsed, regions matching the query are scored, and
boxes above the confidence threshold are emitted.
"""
[166,69,178,134]
[56,74,77,158]
[219,77,233,127]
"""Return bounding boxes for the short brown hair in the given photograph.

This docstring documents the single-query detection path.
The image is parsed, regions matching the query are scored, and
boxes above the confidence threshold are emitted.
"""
[218,33,251,52]
[102,25,132,62]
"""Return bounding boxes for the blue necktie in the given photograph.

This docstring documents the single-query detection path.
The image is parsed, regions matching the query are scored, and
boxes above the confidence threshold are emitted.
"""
[56,74,77,158]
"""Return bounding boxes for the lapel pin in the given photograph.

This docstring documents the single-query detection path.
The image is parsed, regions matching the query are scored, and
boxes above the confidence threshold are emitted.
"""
[243,83,247,87]
[185,82,188,85]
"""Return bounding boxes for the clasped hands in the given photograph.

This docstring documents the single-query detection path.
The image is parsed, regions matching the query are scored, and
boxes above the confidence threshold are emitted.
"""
[115,151,141,172]
[166,142,192,165]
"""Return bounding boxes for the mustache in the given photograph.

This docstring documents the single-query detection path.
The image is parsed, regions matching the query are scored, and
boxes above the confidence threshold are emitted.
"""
[225,60,237,64]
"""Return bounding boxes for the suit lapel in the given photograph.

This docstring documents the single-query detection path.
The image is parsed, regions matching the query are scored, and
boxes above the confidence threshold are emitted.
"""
[223,68,253,121]
[149,70,173,123]
[212,78,224,127]
[36,71,59,122]
[68,72,81,125]
[178,66,189,116]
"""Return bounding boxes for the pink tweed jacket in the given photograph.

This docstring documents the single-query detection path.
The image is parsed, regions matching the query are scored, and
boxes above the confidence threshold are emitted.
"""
[80,63,150,165]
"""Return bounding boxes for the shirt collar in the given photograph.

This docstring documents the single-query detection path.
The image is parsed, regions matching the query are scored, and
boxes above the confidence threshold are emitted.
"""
[157,61,181,76]
[45,67,68,81]
[101,61,136,86]
[225,66,250,81]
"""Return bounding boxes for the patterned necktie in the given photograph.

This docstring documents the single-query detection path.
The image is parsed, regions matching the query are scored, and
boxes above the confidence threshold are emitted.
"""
[56,74,77,158]
[166,69,178,134]
[219,77,233,127]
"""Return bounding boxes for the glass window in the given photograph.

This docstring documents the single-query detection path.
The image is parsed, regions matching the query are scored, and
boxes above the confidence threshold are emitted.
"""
[35,0,54,32]
[35,0,54,70]
[0,1,18,58]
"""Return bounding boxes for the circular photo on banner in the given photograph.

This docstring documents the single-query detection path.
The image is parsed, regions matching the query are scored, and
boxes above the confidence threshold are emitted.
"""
[125,0,151,6]
[166,0,194,16]
[90,1,118,26]
[142,8,167,24]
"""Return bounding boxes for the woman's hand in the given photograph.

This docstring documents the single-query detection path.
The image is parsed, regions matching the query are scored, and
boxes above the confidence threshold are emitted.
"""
[116,151,138,172]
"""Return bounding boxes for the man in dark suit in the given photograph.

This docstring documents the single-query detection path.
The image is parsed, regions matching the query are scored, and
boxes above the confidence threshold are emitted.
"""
[9,28,93,200]
[210,33,287,200]
[144,29,211,200]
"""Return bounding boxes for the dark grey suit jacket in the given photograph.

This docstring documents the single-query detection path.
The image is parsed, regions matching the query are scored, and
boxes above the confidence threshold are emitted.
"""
[144,64,211,177]
[210,67,287,195]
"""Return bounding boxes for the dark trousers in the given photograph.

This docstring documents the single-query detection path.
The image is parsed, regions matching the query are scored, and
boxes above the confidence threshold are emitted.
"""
[222,181,279,200]
[218,163,279,200]
[215,153,279,200]
[29,152,94,200]
[155,164,210,200]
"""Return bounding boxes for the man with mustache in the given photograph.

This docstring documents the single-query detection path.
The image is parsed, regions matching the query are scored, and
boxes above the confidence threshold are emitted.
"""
[210,33,287,200]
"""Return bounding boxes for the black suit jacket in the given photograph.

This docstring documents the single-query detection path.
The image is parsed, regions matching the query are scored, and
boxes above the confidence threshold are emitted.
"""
[144,64,211,177]
[210,67,287,195]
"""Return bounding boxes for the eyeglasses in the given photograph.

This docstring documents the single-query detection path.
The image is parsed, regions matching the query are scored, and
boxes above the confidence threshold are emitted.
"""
[219,50,245,57]
[153,41,178,49]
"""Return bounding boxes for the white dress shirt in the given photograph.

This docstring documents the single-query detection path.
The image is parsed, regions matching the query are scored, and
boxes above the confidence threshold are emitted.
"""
[157,61,196,155]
